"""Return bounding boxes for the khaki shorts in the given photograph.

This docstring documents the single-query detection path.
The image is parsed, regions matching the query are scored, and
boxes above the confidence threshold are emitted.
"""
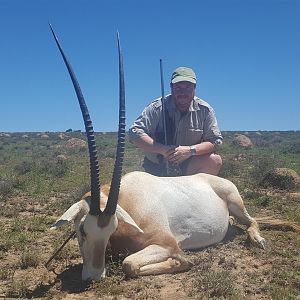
[143,157,190,177]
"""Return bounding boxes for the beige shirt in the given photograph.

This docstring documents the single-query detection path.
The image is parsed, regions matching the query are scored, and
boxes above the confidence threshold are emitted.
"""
[128,94,223,164]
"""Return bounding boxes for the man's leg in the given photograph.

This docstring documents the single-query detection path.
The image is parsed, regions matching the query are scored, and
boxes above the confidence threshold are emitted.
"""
[142,157,165,176]
[185,153,222,176]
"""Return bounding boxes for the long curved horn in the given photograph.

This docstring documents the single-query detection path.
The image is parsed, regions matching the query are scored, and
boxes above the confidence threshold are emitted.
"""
[104,32,126,215]
[49,24,101,216]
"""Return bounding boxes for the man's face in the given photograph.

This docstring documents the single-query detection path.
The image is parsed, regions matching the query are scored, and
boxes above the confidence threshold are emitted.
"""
[171,81,196,112]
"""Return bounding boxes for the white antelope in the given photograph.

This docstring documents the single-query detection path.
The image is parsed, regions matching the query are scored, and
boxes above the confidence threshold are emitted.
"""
[49,26,299,281]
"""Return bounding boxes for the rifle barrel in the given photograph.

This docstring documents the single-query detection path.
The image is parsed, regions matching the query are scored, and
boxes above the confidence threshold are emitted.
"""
[159,59,169,175]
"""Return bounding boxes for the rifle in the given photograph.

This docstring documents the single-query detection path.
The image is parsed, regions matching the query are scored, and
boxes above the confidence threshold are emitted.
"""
[159,59,170,176]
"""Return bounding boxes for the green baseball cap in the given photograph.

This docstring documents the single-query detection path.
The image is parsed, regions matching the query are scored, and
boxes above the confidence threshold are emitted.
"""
[171,67,197,84]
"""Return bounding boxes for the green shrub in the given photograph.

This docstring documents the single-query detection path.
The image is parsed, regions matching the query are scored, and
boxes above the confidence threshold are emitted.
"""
[244,189,272,207]
[35,159,69,178]
[0,176,19,198]
[281,141,300,154]
[14,161,34,175]
[261,172,296,190]
[253,195,271,207]
[243,189,262,200]
[219,160,240,179]
[249,156,279,187]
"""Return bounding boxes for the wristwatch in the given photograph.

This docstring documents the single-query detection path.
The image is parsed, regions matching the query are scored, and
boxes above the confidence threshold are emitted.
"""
[190,146,197,156]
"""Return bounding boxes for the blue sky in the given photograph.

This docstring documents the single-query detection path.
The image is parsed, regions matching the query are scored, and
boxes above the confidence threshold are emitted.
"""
[1,0,299,132]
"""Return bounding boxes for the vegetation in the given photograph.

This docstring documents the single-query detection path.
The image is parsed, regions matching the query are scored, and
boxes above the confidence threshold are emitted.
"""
[0,131,299,299]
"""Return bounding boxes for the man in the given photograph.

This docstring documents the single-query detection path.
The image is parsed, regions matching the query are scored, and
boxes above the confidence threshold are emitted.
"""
[128,66,223,176]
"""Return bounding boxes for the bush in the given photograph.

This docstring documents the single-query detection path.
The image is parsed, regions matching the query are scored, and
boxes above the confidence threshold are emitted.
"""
[0,176,18,198]
[219,160,240,179]
[35,159,69,178]
[281,141,300,154]
[253,195,271,207]
[261,172,296,190]
[14,161,33,175]
[249,156,280,187]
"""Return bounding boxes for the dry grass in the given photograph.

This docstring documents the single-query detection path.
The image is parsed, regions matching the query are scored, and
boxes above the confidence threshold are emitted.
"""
[0,131,299,299]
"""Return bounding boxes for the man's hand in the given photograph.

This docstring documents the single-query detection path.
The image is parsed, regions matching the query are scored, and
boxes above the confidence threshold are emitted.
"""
[165,145,192,164]
[158,145,176,158]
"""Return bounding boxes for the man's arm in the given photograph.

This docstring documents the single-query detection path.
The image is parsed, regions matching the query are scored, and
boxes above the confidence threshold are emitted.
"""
[202,107,223,147]
[170,106,222,164]
[131,135,175,158]
[129,97,177,159]
[167,141,216,164]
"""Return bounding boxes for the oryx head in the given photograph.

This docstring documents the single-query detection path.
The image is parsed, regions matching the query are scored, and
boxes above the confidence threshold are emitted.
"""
[49,25,137,281]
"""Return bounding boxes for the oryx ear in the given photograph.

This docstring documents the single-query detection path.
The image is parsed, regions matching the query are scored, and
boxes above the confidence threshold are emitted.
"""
[116,205,144,233]
[50,200,90,230]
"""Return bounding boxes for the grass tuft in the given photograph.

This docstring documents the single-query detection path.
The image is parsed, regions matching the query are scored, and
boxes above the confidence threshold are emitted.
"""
[6,279,31,299]
[20,248,40,269]
[187,270,242,299]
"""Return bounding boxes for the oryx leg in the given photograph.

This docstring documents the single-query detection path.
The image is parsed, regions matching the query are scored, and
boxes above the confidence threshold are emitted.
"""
[227,191,266,249]
[122,244,192,277]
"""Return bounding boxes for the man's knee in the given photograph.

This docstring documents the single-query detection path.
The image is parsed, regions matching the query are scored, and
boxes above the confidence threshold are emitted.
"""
[211,154,222,169]
[207,154,222,175]
[186,153,222,176]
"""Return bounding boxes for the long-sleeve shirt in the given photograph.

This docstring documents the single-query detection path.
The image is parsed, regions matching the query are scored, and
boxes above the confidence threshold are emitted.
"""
[128,94,223,164]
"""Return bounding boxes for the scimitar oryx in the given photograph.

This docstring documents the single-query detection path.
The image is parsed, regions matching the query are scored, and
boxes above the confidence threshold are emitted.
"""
[49,25,300,281]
